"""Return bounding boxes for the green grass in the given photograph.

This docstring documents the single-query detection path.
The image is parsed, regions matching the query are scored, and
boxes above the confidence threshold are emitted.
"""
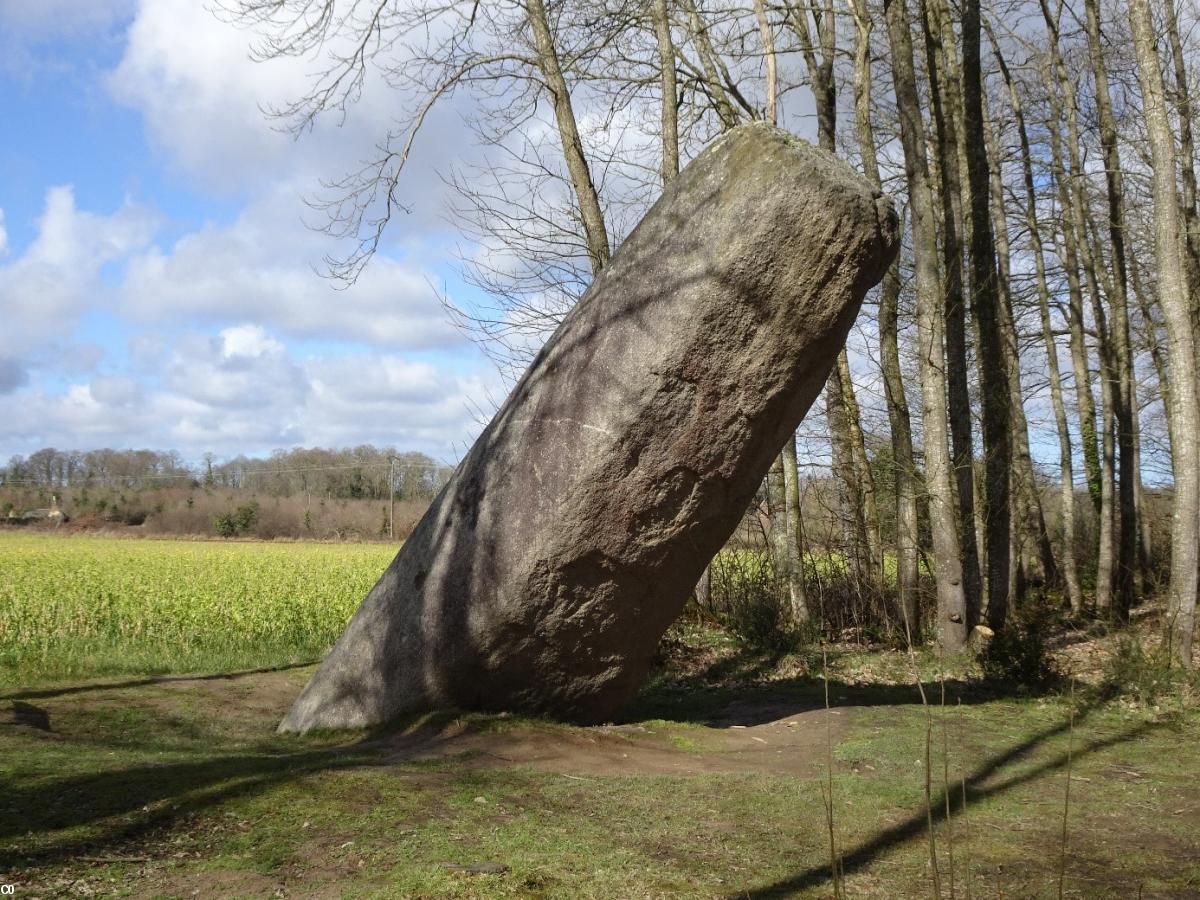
[2,656,1197,898]
[0,532,394,684]
[713,546,931,588]
[3,533,1198,897]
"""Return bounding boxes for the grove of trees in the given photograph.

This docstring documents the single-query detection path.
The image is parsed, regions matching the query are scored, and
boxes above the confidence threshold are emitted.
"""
[1,446,454,540]
[218,0,1198,666]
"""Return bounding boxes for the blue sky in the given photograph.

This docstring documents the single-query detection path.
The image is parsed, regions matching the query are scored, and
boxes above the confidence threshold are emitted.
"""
[0,0,498,465]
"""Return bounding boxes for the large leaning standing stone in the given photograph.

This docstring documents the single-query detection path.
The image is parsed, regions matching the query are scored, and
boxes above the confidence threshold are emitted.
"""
[280,122,899,733]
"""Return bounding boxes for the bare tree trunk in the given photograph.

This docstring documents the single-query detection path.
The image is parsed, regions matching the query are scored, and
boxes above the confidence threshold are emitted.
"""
[1094,350,1118,617]
[838,352,882,576]
[961,0,1011,629]
[1129,0,1200,669]
[1042,27,1107,612]
[526,0,610,275]
[985,103,1057,591]
[768,452,794,617]
[788,0,879,594]
[1075,217,1118,617]
[850,0,919,635]
[885,0,968,651]
[1083,0,1138,619]
[751,0,776,123]
[992,36,1085,614]
[827,368,872,585]
[920,0,983,625]
[1131,259,1177,463]
[782,435,811,625]
[1040,47,1103,520]
[1163,0,1200,291]
[652,0,679,184]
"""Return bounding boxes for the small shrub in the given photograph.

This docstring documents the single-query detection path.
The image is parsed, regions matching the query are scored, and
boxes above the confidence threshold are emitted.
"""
[1100,637,1194,705]
[213,512,238,538]
[979,600,1061,690]
[233,501,259,532]
[710,550,804,652]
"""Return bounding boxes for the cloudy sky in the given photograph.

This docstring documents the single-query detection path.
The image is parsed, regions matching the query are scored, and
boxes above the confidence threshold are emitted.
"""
[0,0,502,465]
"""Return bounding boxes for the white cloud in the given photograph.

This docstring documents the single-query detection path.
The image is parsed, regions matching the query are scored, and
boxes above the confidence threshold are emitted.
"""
[109,0,291,190]
[0,185,156,362]
[0,0,501,460]
[0,326,498,460]
[164,325,307,412]
[108,0,465,224]
[120,187,463,350]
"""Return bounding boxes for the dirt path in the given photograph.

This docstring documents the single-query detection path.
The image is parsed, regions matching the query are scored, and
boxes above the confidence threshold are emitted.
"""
[5,667,853,779]
[375,700,851,778]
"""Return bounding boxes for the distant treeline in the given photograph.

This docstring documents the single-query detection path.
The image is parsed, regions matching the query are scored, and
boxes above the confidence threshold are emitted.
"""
[1,446,454,502]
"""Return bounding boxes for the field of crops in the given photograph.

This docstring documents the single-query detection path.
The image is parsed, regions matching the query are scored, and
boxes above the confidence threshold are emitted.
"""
[0,533,395,684]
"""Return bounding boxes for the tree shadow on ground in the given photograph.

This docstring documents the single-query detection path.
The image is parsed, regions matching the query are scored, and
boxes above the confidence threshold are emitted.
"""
[1,663,314,704]
[625,641,1053,727]
[729,700,1165,898]
[2,649,1132,882]
[0,736,384,870]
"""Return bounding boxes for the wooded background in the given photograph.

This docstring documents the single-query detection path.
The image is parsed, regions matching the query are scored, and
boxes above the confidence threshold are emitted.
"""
[15,0,1200,666]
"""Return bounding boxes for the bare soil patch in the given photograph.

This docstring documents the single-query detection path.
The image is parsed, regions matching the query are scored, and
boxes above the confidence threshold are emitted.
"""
[373,700,850,778]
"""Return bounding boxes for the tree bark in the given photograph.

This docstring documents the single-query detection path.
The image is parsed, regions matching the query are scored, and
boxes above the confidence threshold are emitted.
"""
[992,36,1085,614]
[884,0,968,651]
[782,435,811,625]
[526,0,610,275]
[983,99,1057,590]
[788,0,880,593]
[961,0,1011,629]
[1041,18,1110,612]
[1082,0,1138,619]
[751,0,777,124]
[652,0,679,185]
[1163,0,1200,295]
[1129,0,1200,669]
[850,0,919,635]
[920,0,983,624]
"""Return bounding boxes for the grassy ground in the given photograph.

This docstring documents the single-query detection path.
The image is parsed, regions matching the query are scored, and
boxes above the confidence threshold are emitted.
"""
[3,532,1199,897]
[2,624,1198,898]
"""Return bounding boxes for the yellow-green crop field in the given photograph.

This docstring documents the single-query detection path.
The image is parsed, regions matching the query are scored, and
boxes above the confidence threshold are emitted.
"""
[0,533,395,684]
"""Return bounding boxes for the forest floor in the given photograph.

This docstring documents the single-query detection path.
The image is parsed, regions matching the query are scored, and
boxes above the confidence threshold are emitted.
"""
[2,616,1199,898]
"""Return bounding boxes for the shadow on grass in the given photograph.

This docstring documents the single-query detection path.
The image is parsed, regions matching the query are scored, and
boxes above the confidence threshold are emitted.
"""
[1,705,536,873]
[1,735,385,870]
[2,646,1127,884]
[731,701,1164,898]
[1,662,315,703]
[626,642,1044,727]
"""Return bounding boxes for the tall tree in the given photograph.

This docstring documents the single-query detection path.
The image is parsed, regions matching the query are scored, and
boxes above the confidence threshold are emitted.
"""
[1082,0,1138,619]
[990,32,1084,614]
[1041,1,1116,614]
[788,0,882,586]
[885,0,969,650]
[1129,0,1199,668]
[921,0,984,622]
[849,0,920,634]
[983,96,1057,592]
[961,0,1011,628]
[652,0,680,184]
